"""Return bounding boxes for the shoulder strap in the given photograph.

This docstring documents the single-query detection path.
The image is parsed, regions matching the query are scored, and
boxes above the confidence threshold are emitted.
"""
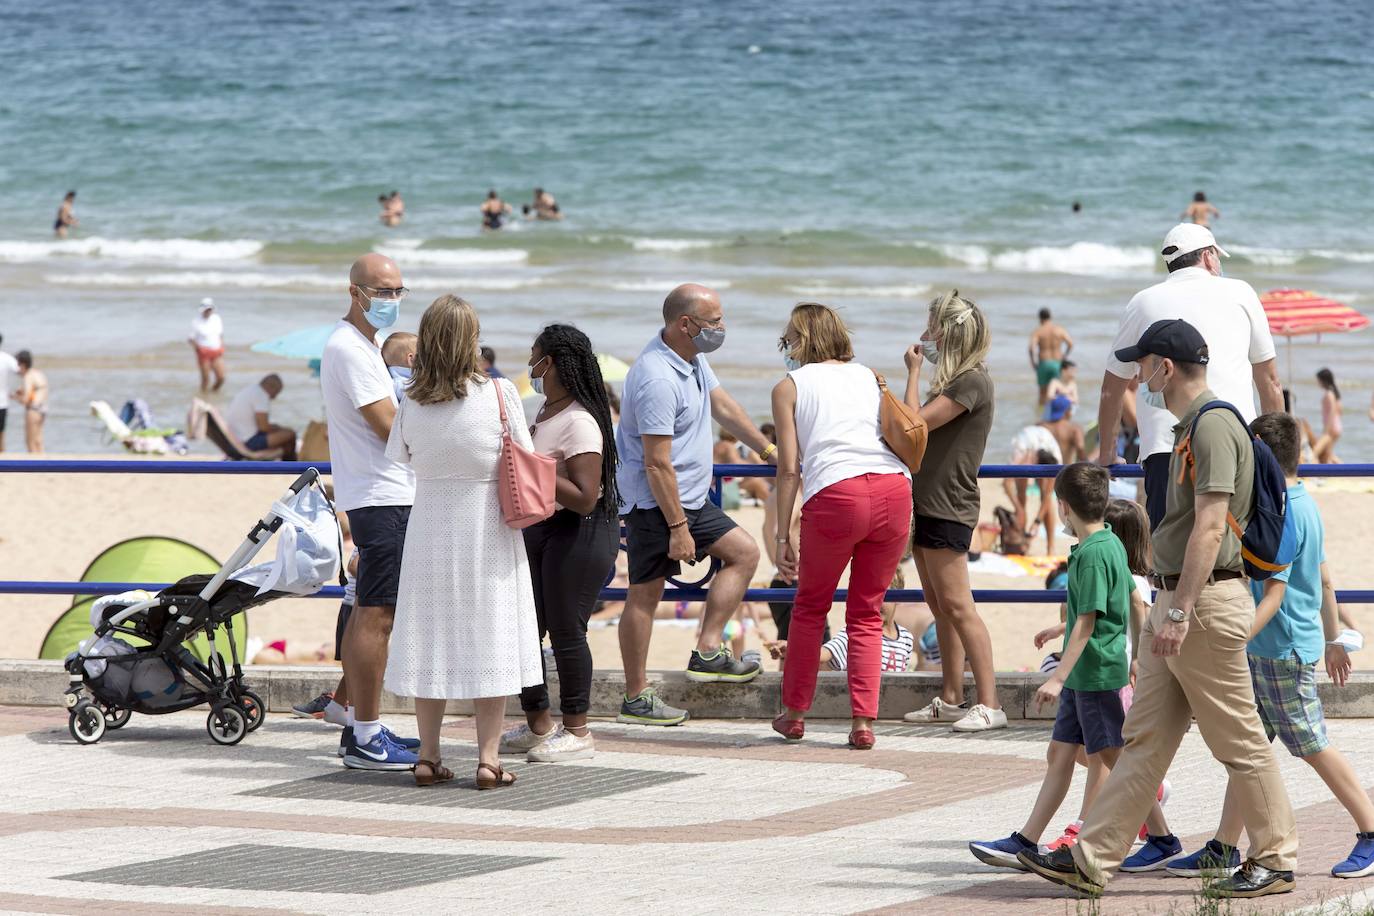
[492,379,510,430]
[870,367,889,392]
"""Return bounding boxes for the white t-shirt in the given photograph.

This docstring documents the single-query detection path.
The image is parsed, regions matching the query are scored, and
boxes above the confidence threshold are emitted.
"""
[1106,267,1276,459]
[190,312,224,349]
[0,351,17,410]
[788,362,910,504]
[225,383,271,442]
[320,320,415,511]
[1011,424,1063,464]
[531,402,604,511]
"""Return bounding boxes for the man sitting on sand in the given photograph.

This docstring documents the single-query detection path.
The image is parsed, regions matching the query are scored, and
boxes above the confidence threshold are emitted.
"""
[225,374,297,459]
[1029,308,1073,406]
[1043,395,1085,465]
[189,298,227,392]
[14,350,47,453]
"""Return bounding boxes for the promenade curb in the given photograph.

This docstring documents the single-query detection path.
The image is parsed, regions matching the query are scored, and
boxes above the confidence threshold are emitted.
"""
[7,659,1374,719]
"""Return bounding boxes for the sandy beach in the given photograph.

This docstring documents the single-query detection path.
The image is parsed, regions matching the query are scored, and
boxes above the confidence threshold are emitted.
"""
[4,455,1371,677]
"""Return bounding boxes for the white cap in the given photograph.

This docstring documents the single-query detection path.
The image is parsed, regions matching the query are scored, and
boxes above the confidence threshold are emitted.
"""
[200,297,214,309]
[1160,223,1229,264]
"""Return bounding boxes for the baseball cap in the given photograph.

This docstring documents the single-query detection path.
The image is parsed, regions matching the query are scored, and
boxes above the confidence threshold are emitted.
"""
[1047,395,1073,421]
[1113,318,1210,365]
[1160,223,1229,264]
[199,297,214,310]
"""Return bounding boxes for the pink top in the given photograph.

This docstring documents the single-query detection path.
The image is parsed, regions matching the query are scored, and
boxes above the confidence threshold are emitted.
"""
[531,402,604,510]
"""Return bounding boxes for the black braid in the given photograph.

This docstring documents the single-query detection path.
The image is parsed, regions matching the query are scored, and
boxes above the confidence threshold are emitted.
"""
[534,323,622,517]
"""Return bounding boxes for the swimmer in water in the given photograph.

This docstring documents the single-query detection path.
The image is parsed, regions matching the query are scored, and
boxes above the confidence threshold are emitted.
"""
[54,191,78,238]
[525,186,563,221]
[1182,190,1219,226]
[378,190,404,227]
[481,189,511,231]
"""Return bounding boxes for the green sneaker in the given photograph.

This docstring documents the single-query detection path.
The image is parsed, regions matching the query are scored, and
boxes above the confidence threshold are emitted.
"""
[616,689,689,726]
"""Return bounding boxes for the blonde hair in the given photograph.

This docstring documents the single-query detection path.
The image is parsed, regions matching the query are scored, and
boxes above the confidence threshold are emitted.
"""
[785,302,854,365]
[926,289,991,395]
[407,295,486,405]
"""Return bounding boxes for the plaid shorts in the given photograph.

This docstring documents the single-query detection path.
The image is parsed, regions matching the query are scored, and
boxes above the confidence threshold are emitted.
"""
[1248,652,1329,758]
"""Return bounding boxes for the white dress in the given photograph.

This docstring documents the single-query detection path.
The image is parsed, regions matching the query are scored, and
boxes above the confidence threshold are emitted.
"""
[382,376,544,699]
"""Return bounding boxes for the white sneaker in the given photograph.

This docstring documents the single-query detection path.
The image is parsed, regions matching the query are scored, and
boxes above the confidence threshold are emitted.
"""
[902,697,968,724]
[499,723,556,755]
[527,726,595,763]
[951,704,1008,732]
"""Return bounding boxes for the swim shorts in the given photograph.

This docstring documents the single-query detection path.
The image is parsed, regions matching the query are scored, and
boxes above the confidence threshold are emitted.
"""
[1036,359,1062,387]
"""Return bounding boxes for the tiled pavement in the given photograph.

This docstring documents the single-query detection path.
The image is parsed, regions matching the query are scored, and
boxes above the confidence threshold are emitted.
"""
[3,705,1374,915]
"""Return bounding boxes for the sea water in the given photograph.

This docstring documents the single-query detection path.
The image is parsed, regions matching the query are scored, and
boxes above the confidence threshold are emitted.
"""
[2,0,1372,456]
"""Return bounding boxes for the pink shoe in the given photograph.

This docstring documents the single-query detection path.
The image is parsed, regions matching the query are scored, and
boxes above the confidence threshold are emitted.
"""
[1047,822,1081,851]
[772,715,805,741]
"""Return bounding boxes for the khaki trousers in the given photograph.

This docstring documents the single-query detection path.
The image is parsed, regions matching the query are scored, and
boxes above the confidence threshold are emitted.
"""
[1071,578,1297,886]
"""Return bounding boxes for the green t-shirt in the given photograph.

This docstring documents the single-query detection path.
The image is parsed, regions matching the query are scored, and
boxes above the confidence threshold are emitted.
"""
[1063,525,1132,692]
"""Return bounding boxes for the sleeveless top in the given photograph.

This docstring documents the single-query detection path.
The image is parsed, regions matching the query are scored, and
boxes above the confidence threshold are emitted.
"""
[789,362,909,504]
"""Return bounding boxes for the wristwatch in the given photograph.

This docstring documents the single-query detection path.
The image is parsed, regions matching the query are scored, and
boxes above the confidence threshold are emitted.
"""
[1167,607,1187,624]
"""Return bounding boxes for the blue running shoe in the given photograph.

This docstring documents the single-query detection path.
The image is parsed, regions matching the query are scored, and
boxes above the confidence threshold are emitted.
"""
[969,832,1036,871]
[1121,834,1183,873]
[343,729,418,771]
[337,726,352,758]
[1333,833,1374,878]
[381,725,420,750]
[1166,839,1241,878]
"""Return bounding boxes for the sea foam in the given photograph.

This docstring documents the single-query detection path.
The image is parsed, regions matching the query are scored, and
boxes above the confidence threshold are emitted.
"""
[45,270,540,291]
[936,241,1156,275]
[786,283,931,298]
[374,245,529,267]
[0,237,264,263]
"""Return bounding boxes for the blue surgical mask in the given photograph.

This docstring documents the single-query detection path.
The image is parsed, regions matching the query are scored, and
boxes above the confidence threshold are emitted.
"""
[529,357,550,395]
[920,339,939,362]
[783,354,802,372]
[364,296,399,330]
[1140,361,1168,411]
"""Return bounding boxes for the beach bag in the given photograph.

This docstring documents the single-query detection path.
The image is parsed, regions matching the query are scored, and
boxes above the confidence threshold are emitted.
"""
[494,381,556,529]
[1175,401,1295,581]
[871,370,928,474]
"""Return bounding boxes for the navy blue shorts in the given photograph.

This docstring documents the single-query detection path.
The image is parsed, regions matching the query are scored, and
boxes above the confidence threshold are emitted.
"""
[244,430,270,451]
[346,505,411,608]
[1052,686,1126,755]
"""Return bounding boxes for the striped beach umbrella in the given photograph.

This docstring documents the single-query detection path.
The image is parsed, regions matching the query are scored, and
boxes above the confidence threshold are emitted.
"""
[1259,289,1369,385]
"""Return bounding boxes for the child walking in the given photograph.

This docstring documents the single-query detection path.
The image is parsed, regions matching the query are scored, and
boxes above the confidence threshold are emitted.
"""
[1165,412,1374,880]
[1314,367,1342,464]
[968,463,1137,869]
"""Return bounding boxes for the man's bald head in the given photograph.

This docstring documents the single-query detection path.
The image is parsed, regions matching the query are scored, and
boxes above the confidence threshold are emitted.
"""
[662,283,719,325]
[349,253,401,289]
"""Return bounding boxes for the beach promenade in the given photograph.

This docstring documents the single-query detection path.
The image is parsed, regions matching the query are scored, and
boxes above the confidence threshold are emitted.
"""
[5,704,1374,915]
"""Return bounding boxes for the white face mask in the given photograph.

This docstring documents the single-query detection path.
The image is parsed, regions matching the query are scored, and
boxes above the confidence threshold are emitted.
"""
[1139,360,1168,411]
[1059,504,1076,538]
[920,338,939,362]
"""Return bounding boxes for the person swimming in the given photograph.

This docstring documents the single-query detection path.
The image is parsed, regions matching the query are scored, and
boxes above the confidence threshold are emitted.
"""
[481,189,511,230]
[378,190,404,227]
[1182,190,1219,226]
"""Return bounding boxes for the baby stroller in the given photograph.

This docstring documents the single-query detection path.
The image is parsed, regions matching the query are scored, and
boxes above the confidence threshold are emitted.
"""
[62,468,340,746]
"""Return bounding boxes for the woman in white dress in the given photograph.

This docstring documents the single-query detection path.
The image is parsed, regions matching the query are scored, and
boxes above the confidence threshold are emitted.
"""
[384,294,544,788]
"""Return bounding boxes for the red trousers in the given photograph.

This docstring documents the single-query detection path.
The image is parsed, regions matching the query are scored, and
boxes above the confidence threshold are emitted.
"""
[782,473,912,718]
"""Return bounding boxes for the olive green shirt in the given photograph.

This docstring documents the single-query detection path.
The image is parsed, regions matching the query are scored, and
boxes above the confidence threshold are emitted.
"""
[911,366,994,529]
[1151,389,1255,577]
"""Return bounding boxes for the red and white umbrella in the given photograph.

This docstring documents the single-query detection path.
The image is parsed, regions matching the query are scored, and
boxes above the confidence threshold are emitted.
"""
[1260,288,1369,385]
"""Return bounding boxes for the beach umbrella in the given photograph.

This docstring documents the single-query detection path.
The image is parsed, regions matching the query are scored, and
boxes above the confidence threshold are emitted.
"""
[597,353,632,383]
[1259,289,1369,385]
[251,324,339,361]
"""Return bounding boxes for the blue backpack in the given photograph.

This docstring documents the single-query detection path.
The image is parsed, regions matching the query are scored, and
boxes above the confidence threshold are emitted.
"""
[1177,401,1295,581]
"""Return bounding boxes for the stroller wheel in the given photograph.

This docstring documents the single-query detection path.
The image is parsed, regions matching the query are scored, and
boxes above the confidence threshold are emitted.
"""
[239,691,266,733]
[207,705,248,746]
[69,702,107,745]
[103,706,132,730]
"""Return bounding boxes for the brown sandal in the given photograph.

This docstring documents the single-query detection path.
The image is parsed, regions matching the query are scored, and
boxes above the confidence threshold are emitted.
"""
[475,761,516,790]
[413,759,454,787]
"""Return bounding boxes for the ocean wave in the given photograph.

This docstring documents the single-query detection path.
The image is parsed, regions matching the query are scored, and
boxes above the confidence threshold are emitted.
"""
[935,242,1156,275]
[374,245,529,267]
[0,237,264,263]
[45,271,540,292]
[628,237,721,253]
[786,283,931,299]
[609,278,733,292]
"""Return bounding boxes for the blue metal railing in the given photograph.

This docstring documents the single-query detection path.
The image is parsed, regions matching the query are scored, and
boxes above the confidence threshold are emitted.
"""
[3,459,1373,605]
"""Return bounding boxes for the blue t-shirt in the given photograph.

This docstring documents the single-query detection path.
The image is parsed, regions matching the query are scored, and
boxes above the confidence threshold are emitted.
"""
[1249,482,1325,664]
[615,332,720,512]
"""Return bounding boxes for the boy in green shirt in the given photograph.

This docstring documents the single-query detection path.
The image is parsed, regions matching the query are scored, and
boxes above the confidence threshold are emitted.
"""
[969,463,1139,870]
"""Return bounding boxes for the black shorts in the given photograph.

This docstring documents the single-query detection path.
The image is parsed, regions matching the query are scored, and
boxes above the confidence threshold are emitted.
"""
[911,513,973,554]
[1142,452,1170,532]
[1052,686,1126,755]
[333,601,353,661]
[0,407,6,433]
[346,505,411,608]
[623,502,738,585]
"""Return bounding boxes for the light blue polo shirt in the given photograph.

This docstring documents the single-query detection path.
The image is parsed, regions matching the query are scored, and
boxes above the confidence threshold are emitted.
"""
[615,332,719,512]
[1249,482,1325,664]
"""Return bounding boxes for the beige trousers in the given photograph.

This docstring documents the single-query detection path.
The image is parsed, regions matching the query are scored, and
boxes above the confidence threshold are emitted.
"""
[1072,578,1298,886]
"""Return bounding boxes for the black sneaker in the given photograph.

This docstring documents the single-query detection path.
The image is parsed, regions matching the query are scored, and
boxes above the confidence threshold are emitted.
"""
[1017,846,1104,897]
[1210,860,1295,898]
[686,647,762,684]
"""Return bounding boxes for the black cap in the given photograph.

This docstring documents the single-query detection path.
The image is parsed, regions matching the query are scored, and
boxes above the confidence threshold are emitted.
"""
[1113,318,1210,365]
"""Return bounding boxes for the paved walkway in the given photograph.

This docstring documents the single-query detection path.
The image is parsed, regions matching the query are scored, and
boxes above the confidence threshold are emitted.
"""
[4,705,1374,915]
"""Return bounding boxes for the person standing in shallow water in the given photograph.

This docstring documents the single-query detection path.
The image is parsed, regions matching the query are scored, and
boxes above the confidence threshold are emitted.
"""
[481,189,511,230]
[54,191,78,238]
[1182,191,1219,226]
[499,324,621,763]
[901,291,1006,733]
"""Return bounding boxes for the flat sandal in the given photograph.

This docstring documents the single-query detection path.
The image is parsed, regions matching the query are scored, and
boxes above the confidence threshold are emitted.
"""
[475,761,516,790]
[413,759,454,787]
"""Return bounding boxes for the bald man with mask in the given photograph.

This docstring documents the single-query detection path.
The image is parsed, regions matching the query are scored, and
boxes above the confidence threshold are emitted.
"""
[321,253,421,770]
[614,284,777,726]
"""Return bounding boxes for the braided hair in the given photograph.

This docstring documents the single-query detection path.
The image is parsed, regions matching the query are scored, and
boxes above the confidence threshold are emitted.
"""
[534,323,621,517]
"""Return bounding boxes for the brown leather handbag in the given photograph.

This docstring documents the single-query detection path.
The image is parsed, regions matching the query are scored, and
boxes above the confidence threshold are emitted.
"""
[871,369,928,474]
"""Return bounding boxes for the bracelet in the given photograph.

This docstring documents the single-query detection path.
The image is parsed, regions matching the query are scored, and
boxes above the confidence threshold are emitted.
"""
[667,518,689,530]
[775,537,790,543]
[760,443,777,460]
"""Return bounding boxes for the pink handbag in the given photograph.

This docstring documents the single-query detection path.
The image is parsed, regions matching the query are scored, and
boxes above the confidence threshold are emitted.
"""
[493,381,557,528]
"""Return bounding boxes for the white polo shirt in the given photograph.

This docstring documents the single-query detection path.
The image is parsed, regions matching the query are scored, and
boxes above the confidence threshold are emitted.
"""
[1107,267,1276,460]
[225,382,271,442]
[321,320,415,511]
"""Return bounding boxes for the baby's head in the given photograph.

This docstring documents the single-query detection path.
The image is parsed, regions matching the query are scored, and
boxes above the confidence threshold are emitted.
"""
[381,331,417,369]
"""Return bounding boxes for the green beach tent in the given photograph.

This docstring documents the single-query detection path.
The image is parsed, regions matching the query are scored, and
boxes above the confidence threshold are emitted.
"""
[38,536,248,664]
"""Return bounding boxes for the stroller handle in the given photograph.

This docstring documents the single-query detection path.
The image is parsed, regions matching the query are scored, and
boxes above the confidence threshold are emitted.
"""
[288,466,322,494]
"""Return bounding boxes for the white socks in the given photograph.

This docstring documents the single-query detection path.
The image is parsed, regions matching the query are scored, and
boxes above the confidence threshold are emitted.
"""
[323,700,349,727]
[354,719,381,743]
